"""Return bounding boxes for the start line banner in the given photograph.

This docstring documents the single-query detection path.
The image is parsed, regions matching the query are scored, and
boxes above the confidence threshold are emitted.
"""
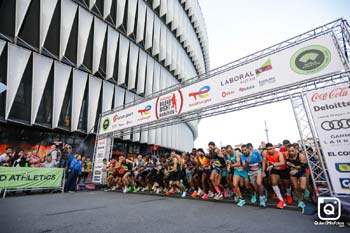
[99,33,345,135]
[306,84,350,195]
[0,167,64,189]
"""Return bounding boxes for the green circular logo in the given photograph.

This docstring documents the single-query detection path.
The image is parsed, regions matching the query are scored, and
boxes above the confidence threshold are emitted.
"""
[290,45,331,75]
[102,118,110,131]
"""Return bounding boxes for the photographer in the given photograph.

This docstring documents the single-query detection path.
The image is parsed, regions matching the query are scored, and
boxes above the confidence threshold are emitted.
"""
[64,145,82,192]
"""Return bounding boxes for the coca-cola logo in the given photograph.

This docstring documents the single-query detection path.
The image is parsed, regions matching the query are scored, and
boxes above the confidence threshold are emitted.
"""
[311,87,350,102]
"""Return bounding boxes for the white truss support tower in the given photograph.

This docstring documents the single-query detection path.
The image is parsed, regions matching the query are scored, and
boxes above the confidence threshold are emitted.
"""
[290,95,332,197]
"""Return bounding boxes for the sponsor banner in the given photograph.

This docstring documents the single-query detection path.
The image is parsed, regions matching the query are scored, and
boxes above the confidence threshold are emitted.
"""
[99,33,344,135]
[306,84,350,194]
[0,167,63,189]
[92,138,111,184]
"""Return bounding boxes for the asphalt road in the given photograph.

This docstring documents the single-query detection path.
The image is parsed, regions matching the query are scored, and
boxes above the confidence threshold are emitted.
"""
[0,191,348,233]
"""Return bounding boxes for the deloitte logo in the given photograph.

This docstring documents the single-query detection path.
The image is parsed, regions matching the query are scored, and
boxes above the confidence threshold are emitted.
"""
[290,45,331,75]
[101,118,110,131]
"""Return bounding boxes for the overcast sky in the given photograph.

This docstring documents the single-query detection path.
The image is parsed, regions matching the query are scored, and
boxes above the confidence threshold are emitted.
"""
[194,0,349,149]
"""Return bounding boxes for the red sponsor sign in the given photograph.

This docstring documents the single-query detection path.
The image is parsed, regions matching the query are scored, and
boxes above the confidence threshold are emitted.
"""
[311,87,350,102]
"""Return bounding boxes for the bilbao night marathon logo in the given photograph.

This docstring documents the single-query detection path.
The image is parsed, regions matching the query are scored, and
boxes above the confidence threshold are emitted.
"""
[188,86,210,100]
[138,105,152,116]
[290,45,331,75]
[155,90,183,119]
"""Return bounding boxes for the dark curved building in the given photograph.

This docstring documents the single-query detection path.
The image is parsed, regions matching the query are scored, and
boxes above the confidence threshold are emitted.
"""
[0,0,209,155]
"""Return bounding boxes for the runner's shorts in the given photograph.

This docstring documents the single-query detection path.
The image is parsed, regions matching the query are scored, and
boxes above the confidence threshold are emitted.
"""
[185,169,192,179]
[220,168,228,177]
[234,169,248,179]
[213,167,221,174]
[270,169,290,180]
[248,169,262,184]
[203,169,212,175]
[290,170,306,178]
[168,172,179,181]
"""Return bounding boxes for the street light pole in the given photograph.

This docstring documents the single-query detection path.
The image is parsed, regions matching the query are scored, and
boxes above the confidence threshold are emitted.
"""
[264,120,270,143]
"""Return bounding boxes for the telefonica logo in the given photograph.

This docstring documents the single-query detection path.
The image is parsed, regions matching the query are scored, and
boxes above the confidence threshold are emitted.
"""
[290,45,331,75]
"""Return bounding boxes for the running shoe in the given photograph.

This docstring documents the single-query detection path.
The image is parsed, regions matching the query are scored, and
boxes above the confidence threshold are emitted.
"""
[251,193,257,203]
[123,187,127,193]
[197,188,203,196]
[201,193,208,200]
[111,186,116,191]
[156,188,161,194]
[277,200,286,209]
[286,195,293,205]
[191,191,197,198]
[298,201,306,209]
[223,189,227,198]
[208,191,215,198]
[237,199,246,207]
[214,193,223,200]
[234,195,238,202]
[141,187,149,192]
[165,190,170,196]
[259,196,266,207]
[126,186,132,193]
[181,191,187,198]
[171,189,177,195]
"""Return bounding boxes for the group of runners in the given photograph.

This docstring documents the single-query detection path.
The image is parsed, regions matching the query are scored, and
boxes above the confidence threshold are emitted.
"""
[103,140,311,209]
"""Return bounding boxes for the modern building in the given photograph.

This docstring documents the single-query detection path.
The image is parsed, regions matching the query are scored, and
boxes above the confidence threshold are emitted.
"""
[0,0,209,156]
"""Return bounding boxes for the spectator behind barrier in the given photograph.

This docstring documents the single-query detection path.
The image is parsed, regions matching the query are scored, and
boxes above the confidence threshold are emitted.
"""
[41,155,56,168]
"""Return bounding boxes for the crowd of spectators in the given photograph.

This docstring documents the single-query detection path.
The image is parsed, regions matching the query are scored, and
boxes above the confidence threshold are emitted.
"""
[0,143,93,192]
